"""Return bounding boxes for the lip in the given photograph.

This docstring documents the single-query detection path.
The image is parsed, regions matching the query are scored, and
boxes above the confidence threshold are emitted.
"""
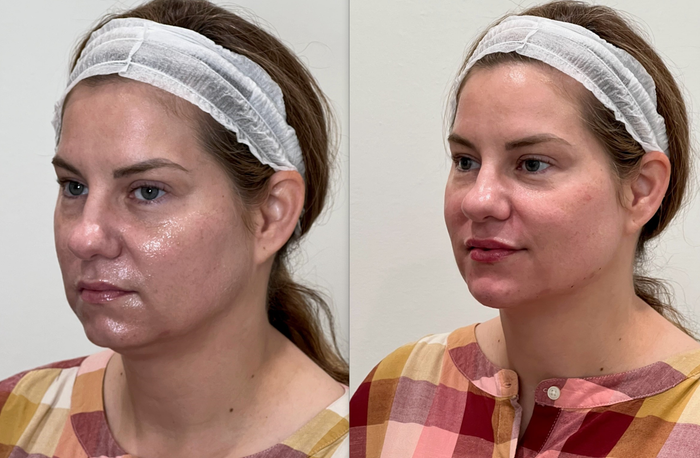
[77,281,135,304]
[466,238,521,263]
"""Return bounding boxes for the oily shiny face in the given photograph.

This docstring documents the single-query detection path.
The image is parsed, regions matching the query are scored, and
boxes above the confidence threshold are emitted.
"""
[444,62,630,308]
[54,79,255,352]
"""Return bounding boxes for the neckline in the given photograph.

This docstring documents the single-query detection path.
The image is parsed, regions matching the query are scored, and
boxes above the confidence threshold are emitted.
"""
[448,323,700,409]
[69,350,348,458]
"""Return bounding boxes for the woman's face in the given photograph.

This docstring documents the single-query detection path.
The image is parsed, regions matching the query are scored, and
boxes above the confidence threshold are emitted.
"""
[53,80,256,351]
[444,62,633,308]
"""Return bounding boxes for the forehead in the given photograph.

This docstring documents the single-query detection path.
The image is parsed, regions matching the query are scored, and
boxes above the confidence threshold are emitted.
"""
[57,79,207,168]
[62,77,194,127]
[453,62,589,138]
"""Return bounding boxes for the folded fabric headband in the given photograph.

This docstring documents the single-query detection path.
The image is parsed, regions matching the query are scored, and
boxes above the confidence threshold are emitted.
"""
[52,17,306,178]
[452,15,669,156]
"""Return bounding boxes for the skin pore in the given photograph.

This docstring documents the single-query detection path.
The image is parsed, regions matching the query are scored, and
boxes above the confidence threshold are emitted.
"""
[53,80,343,458]
[444,62,699,437]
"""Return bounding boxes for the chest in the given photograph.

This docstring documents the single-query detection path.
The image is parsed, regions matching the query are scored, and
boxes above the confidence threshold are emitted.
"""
[366,380,699,458]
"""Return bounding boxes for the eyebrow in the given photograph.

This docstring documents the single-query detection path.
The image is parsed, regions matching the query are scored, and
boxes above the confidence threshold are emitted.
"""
[51,156,82,177]
[505,134,572,150]
[52,157,189,179]
[113,158,189,178]
[447,133,572,151]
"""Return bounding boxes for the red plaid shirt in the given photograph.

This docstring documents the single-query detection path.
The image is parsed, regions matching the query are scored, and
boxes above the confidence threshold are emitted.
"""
[351,324,700,457]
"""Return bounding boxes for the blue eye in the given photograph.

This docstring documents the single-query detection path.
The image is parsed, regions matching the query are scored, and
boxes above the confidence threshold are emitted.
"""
[62,180,88,197]
[134,186,166,201]
[521,159,550,173]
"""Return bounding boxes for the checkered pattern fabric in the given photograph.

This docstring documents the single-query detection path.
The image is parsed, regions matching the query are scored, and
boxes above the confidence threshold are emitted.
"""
[350,324,700,457]
[0,350,349,458]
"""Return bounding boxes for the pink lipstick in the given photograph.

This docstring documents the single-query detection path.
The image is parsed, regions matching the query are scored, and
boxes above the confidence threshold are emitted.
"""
[466,239,521,263]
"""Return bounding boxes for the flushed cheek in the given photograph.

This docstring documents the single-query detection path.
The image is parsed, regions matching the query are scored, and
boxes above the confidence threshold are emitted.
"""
[130,212,251,313]
[520,186,623,279]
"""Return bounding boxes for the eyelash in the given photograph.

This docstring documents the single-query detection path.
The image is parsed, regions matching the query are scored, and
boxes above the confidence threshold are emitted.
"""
[129,182,168,204]
[452,155,552,174]
[57,178,87,198]
[516,157,551,173]
[56,179,168,204]
[452,155,478,172]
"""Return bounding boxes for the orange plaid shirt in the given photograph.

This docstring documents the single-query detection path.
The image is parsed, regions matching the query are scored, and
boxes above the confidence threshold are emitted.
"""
[0,350,348,458]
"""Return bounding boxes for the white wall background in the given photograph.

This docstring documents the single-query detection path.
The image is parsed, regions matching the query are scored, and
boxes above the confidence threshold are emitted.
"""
[0,0,348,379]
[349,0,700,393]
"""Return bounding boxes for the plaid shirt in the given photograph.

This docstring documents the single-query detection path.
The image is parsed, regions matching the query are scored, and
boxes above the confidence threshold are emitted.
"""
[0,350,349,458]
[350,324,700,457]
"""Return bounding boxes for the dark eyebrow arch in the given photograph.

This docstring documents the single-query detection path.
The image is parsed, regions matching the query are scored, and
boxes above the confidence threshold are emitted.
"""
[447,133,477,150]
[51,156,188,179]
[447,133,571,151]
[505,134,571,150]
[112,159,189,178]
[51,156,83,178]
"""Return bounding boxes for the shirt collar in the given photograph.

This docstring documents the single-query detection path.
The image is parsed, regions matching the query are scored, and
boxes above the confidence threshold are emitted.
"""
[69,350,129,458]
[447,324,700,409]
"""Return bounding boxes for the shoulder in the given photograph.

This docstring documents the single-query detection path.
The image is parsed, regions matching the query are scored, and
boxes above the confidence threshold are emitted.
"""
[0,355,88,411]
[309,388,349,457]
[355,324,477,391]
[277,386,348,458]
[350,324,477,422]
[654,349,700,426]
[0,351,113,457]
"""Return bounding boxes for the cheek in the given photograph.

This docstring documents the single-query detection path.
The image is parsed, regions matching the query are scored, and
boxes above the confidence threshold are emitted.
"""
[54,209,79,278]
[131,211,252,302]
[525,179,623,264]
[444,184,465,238]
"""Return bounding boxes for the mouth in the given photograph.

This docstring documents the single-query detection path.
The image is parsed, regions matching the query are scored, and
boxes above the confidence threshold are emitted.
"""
[77,281,135,304]
[466,239,521,262]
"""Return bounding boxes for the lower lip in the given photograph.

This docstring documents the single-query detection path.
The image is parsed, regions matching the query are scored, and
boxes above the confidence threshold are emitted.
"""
[80,289,134,304]
[469,248,519,263]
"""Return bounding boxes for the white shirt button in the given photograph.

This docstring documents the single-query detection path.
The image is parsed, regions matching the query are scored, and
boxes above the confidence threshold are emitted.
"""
[547,386,561,400]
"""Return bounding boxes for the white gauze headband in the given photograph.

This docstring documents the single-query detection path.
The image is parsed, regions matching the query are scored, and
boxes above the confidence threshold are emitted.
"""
[452,15,669,156]
[53,17,306,178]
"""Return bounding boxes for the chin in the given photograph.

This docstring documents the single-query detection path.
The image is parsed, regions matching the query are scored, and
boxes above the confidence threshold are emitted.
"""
[74,307,165,356]
[464,274,534,309]
[81,319,145,351]
[469,288,516,309]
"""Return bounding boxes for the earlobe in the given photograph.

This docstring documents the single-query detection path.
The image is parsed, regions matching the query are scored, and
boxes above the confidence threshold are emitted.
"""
[625,151,670,233]
[253,171,305,264]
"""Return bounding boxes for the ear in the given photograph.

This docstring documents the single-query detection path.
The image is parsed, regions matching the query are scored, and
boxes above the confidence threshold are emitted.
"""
[622,151,670,235]
[252,171,305,265]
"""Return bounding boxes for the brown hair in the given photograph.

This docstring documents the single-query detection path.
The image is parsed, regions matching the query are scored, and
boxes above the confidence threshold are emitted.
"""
[68,0,348,382]
[454,1,695,336]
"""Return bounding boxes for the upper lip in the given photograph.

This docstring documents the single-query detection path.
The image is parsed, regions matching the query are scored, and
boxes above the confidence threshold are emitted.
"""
[77,281,131,292]
[466,238,519,250]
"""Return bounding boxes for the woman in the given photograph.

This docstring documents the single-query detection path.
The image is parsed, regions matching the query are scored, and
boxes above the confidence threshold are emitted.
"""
[0,1,348,457]
[351,1,700,457]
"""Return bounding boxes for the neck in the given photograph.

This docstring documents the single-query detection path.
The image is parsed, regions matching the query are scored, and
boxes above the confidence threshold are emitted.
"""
[491,273,695,396]
[104,290,290,456]
[500,283,646,388]
[475,249,700,438]
[103,271,345,458]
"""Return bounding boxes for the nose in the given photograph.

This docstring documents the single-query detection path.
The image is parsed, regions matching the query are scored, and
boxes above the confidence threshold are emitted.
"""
[63,194,122,261]
[460,165,511,223]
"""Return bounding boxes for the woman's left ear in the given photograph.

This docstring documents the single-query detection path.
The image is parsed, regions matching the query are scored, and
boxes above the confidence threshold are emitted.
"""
[624,151,670,234]
[252,171,305,264]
